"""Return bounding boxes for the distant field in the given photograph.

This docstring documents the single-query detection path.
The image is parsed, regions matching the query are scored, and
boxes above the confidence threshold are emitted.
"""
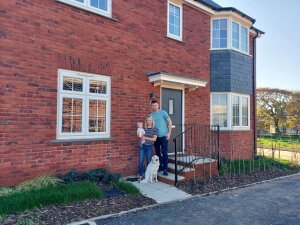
[257,134,300,149]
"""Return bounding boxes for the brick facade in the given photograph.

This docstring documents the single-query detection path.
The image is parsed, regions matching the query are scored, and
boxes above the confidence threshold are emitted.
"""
[0,0,257,186]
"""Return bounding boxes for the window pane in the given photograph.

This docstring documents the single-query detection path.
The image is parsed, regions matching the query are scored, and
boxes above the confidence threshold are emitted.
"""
[232,96,239,126]
[212,94,227,127]
[220,39,227,48]
[89,99,106,132]
[63,76,83,92]
[62,97,82,133]
[241,26,248,52]
[220,19,227,29]
[242,97,248,126]
[90,0,107,11]
[89,80,107,94]
[232,22,239,49]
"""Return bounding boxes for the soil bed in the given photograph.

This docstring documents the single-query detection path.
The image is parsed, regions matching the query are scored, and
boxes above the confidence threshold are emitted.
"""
[1,169,299,225]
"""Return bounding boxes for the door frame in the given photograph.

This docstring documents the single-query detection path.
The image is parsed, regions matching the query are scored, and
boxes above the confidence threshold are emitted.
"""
[159,83,185,155]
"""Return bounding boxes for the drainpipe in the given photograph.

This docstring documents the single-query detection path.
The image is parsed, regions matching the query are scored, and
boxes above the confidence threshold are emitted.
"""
[252,29,259,155]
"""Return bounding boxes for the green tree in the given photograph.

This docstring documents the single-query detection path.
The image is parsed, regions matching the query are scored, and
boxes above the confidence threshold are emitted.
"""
[286,91,300,134]
[256,88,292,135]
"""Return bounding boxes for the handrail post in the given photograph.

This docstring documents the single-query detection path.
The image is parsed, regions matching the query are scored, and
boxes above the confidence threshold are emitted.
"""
[174,138,177,186]
[217,125,220,171]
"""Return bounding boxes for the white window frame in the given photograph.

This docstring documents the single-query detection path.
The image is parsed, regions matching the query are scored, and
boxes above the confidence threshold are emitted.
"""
[211,93,250,130]
[58,0,112,18]
[57,69,111,140]
[211,18,249,54]
[167,1,183,41]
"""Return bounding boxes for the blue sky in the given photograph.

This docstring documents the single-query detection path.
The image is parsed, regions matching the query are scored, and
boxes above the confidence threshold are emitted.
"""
[213,0,300,91]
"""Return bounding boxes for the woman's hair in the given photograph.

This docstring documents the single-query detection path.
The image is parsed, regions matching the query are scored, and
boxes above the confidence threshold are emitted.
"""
[145,116,155,128]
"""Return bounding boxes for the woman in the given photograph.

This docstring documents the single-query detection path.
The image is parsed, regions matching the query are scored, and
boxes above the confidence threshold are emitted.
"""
[138,116,158,182]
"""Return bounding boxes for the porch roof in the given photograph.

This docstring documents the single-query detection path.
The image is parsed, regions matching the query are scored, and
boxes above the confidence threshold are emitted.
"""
[147,72,209,91]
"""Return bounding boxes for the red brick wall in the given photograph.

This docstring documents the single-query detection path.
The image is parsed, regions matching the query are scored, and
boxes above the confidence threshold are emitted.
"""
[0,0,214,186]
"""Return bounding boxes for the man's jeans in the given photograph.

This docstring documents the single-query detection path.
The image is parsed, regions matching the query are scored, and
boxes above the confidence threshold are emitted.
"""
[154,136,168,171]
[139,144,152,176]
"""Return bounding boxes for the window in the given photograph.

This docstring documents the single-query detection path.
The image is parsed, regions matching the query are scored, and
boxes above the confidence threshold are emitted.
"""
[211,93,250,130]
[59,0,111,17]
[212,19,249,54]
[57,70,111,139]
[232,21,239,49]
[212,94,227,128]
[167,1,182,41]
[212,19,227,48]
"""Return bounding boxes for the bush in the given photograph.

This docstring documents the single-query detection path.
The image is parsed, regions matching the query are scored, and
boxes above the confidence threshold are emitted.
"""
[117,181,140,194]
[58,168,122,186]
[16,174,64,192]
[0,181,103,215]
[0,187,14,197]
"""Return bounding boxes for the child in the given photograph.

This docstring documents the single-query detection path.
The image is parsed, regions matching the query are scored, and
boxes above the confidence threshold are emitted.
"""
[137,122,145,147]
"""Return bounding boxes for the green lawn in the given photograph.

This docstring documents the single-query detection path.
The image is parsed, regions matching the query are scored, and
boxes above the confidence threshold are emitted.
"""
[257,135,300,148]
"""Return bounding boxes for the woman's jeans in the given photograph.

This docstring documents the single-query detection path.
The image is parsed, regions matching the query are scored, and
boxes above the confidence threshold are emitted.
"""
[139,144,152,176]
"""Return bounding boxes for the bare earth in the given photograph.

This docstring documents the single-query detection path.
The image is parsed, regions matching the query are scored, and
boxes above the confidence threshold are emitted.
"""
[2,168,300,225]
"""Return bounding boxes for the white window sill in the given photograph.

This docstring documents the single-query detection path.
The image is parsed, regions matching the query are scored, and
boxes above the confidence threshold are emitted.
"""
[50,138,115,143]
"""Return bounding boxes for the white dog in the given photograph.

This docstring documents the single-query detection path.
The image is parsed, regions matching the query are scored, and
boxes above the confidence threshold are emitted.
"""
[141,155,160,183]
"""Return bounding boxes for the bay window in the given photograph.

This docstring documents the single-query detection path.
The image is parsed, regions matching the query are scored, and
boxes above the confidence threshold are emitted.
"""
[211,93,250,130]
[212,18,249,54]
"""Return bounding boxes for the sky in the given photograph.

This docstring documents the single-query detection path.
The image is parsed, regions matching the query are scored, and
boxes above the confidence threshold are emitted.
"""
[213,0,300,91]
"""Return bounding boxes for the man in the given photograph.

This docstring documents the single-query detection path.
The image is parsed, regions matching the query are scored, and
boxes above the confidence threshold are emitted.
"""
[150,100,172,176]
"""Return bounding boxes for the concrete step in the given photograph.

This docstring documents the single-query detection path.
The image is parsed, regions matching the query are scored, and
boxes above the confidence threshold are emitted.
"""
[169,155,216,165]
[157,171,185,185]
[168,163,195,172]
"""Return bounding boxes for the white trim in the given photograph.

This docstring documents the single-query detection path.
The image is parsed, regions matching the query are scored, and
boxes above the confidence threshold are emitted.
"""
[167,1,183,41]
[148,73,208,91]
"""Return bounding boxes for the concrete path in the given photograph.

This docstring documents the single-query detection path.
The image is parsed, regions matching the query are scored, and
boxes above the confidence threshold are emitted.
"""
[131,180,192,203]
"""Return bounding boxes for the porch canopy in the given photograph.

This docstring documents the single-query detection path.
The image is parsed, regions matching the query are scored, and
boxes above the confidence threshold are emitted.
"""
[148,72,208,91]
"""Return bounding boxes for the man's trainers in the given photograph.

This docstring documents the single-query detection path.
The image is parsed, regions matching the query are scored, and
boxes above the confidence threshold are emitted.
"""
[163,170,168,176]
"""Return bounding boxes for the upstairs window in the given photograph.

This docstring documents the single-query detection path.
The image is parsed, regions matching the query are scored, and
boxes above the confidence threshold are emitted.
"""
[58,0,112,17]
[212,19,227,48]
[167,1,182,41]
[57,70,111,140]
[212,19,249,54]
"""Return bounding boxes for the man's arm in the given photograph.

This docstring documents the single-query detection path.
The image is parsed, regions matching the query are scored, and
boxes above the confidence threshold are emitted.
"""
[166,118,172,140]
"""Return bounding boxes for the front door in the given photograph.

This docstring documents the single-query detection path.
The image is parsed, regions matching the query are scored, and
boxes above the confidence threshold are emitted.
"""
[161,88,182,153]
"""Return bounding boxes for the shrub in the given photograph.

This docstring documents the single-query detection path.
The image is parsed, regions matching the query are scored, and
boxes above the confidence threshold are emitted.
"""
[0,187,14,197]
[16,174,64,192]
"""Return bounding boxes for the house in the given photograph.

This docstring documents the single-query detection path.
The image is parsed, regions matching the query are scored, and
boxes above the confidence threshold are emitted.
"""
[0,0,263,186]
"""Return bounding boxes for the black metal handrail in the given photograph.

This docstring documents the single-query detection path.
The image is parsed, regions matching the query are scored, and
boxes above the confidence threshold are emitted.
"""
[173,124,220,186]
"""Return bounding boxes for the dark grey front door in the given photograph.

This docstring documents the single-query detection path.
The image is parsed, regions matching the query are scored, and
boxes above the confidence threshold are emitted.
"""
[161,88,182,153]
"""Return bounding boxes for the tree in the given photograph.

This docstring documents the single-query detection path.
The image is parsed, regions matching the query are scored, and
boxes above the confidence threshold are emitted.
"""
[256,88,292,135]
[286,91,300,134]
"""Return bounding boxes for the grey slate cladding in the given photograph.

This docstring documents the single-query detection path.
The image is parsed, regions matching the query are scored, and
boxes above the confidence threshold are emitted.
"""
[210,50,253,95]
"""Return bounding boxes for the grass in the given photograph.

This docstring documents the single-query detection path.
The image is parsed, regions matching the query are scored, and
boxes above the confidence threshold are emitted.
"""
[257,134,300,148]
[0,181,103,215]
[117,181,140,194]
[219,156,299,176]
